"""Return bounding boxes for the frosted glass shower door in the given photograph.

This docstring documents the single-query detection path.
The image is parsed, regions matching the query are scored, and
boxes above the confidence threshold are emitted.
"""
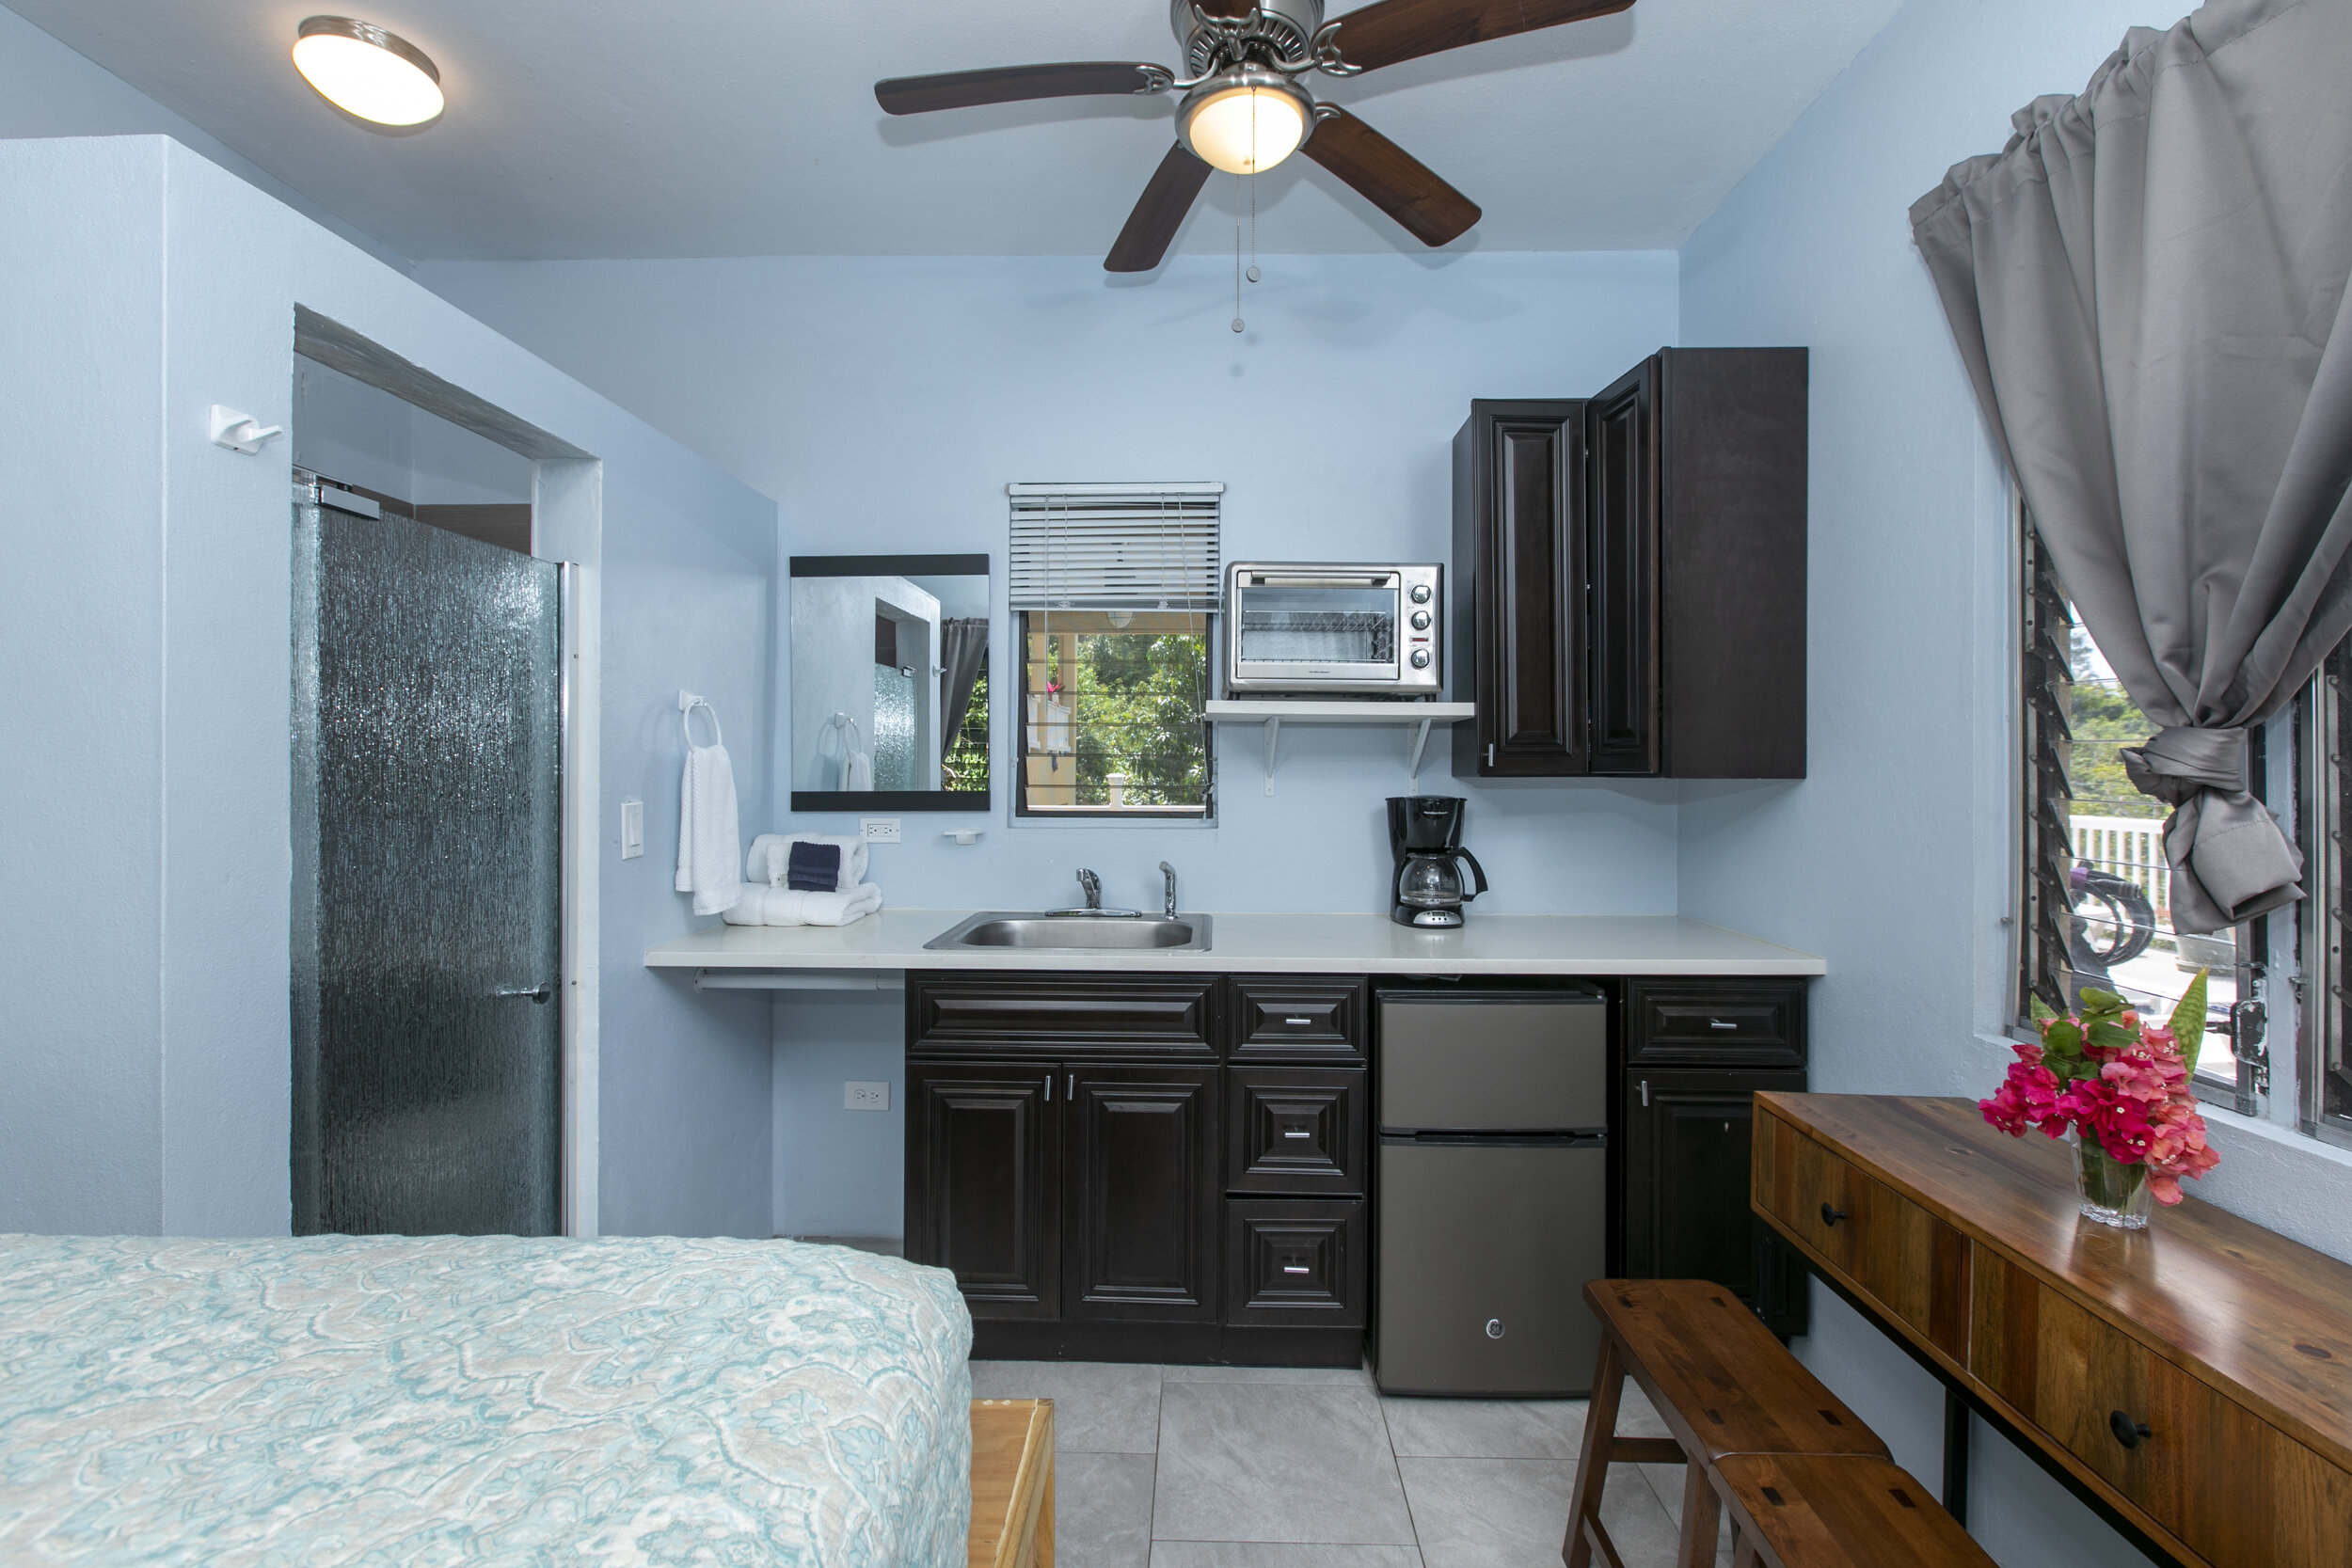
[291,490,564,1237]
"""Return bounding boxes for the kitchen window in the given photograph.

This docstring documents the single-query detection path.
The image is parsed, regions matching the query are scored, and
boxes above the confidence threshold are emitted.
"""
[1008,483,1221,819]
[2015,510,2259,1111]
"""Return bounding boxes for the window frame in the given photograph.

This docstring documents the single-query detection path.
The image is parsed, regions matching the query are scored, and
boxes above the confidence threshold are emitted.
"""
[1011,609,1217,823]
[2298,652,2352,1147]
[2013,503,2267,1115]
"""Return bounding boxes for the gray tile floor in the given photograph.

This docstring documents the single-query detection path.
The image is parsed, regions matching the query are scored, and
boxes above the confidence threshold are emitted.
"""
[968,1359,1733,1568]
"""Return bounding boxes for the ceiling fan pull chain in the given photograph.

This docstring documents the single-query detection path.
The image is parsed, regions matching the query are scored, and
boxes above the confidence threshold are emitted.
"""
[1248,170,1261,285]
[1233,173,1246,334]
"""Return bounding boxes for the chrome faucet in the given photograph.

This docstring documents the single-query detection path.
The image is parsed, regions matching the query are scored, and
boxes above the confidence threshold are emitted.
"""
[1158,861,1178,918]
[1075,868,1102,911]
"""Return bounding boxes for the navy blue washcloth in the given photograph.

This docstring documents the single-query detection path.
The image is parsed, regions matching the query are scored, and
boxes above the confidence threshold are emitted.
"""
[787,840,843,892]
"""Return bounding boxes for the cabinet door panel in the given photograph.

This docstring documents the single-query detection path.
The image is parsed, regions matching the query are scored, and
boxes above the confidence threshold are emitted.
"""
[906,1062,1059,1319]
[1627,979,1806,1069]
[1588,360,1661,774]
[1230,975,1368,1063]
[1228,1069,1366,1196]
[1623,1070,1807,1336]
[1454,402,1588,777]
[910,972,1219,1059]
[1065,1066,1220,1322]
[1226,1198,1368,1326]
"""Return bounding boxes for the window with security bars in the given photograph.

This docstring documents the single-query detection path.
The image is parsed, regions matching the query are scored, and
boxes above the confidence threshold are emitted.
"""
[2018,512,2252,1108]
[1009,483,1219,818]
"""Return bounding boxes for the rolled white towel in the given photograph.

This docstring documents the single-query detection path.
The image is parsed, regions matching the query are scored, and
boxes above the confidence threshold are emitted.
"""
[745,832,867,891]
[722,881,884,927]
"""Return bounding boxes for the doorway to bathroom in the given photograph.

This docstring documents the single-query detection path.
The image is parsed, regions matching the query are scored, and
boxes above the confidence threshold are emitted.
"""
[286,335,577,1238]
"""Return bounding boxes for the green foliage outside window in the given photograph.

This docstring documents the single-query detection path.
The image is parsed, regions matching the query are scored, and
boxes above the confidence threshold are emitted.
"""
[2067,623,2163,819]
[1024,619,1211,812]
[942,664,989,793]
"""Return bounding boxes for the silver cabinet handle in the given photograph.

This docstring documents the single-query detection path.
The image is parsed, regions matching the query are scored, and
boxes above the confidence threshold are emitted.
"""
[1068,1073,1074,1099]
[1639,1080,1649,1107]
[1282,1265,1311,1275]
[1283,1129,1311,1139]
[1284,1017,1313,1026]
[1708,1018,1738,1031]
[1486,743,1497,768]
[494,985,551,1004]
[1043,1075,1052,1101]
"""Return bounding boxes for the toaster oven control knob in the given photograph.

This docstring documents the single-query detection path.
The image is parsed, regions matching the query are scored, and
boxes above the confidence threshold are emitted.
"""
[1409,583,1432,603]
[1410,610,1431,630]
[1409,648,1432,669]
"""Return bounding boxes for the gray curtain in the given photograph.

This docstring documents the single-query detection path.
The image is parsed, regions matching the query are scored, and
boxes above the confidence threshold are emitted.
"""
[938,618,989,757]
[1910,0,2352,935]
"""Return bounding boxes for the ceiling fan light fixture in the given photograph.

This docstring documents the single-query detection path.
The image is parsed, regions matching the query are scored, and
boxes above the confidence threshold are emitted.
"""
[292,16,443,126]
[1178,68,1311,176]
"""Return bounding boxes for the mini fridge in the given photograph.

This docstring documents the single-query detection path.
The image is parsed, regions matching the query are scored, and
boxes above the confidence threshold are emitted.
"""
[1372,984,1610,1396]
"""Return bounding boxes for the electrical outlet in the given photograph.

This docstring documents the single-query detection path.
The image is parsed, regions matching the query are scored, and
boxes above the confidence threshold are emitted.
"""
[859,817,901,843]
[844,1081,891,1112]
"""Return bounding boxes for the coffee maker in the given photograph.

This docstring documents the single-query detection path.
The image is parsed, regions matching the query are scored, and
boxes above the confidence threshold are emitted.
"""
[1387,796,1489,928]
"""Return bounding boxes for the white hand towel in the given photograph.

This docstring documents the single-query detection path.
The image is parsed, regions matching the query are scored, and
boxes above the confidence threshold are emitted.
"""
[722,881,884,927]
[745,832,868,891]
[843,748,874,791]
[675,740,742,917]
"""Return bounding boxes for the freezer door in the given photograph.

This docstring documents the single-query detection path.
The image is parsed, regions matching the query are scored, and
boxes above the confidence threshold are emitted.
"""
[1373,1140,1606,1396]
[1377,994,1607,1132]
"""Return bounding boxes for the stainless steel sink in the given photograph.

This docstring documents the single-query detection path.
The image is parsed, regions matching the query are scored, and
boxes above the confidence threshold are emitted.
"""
[924,911,1214,953]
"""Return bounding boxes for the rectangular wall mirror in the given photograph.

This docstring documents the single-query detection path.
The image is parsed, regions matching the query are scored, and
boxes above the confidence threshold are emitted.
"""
[790,553,990,811]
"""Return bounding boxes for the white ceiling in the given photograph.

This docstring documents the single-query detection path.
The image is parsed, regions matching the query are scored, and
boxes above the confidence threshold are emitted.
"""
[6,0,1905,261]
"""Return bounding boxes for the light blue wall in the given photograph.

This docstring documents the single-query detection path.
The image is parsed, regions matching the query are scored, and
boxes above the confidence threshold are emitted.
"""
[1674,1,2352,1563]
[420,249,1685,1237]
[0,136,776,1240]
[0,6,411,272]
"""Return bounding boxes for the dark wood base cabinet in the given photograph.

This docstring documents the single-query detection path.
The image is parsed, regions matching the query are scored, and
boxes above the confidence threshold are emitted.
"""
[908,971,1808,1362]
[907,972,1370,1367]
[1618,980,1810,1337]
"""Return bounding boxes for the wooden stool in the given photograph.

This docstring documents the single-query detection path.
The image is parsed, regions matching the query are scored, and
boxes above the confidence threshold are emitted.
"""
[1715,1453,1994,1567]
[1563,1281,1887,1568]
[970,1398,1055,1568]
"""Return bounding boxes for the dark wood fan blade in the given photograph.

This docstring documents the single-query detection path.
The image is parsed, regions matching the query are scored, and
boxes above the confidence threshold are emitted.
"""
[876,61,1170,116]
[1325,0,1636,73]
[1105,144,1213,273]
[1301,107,1482,246]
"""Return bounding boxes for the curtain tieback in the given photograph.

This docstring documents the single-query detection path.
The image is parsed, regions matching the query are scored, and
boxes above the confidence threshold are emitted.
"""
[2120,726,2301,937]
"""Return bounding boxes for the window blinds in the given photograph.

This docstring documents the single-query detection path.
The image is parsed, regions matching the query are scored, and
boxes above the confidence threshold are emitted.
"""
[1007,482,1223,610]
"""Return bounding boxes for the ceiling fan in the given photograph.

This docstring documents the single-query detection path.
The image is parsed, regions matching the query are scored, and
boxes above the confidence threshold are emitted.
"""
[876,0,1635,272]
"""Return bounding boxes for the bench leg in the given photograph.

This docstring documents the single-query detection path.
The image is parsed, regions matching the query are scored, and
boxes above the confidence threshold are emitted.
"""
[1563,1334,1627,1568]
[1035,1459,1053,1568]
[1676,1460,1722,1568]
[1730,1532,1761,1568]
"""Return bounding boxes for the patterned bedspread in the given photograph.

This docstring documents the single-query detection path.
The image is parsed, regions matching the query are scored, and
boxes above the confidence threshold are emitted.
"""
[0,1233,972,1565]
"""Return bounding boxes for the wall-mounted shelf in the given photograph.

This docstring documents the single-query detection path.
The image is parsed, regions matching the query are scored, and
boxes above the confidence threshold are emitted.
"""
[1205,700,1478,796]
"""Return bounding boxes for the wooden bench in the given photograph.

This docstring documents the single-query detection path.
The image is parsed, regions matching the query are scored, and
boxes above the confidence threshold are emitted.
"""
[970,1398,1055,1568]
[1563,1280,1887,1568]
[1713,1453,1994,1568]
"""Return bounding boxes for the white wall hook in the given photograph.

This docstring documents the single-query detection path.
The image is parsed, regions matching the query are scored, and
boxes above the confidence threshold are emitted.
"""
[209,404,284,454]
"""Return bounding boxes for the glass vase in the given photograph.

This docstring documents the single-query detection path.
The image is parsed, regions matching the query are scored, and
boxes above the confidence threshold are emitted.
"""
[2072,1132,2154,1230]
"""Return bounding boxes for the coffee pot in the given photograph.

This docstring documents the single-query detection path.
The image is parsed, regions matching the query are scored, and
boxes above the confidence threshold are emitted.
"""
[1387,796,1488,928]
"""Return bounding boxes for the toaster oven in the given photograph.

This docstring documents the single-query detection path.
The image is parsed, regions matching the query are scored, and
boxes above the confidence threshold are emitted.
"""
[1223,562,1443,695]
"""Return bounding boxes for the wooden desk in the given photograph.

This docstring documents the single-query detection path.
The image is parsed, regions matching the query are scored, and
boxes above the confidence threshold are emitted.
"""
[1752,1094,2352,1568]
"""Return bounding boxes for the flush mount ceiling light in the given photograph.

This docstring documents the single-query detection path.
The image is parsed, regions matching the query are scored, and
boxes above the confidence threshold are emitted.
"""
[1177,66,1311,176]
[292,16,443,126]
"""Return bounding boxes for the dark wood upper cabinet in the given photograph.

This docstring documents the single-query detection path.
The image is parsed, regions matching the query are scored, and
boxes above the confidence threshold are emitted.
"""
[1454,349,1806,780]
[1453,401,1588,777]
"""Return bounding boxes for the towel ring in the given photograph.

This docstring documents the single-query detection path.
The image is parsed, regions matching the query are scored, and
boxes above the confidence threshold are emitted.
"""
[679,689,723,749]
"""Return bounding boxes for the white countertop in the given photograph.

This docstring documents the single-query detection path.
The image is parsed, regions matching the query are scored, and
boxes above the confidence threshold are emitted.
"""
[644,910,1825,977]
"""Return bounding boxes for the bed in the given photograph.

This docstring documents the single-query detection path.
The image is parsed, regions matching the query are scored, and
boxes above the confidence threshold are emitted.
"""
[0,1232,972,1565]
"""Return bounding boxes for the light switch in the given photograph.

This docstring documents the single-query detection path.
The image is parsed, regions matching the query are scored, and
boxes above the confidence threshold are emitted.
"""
[620,798,644,859]
[844,1081,891,1112]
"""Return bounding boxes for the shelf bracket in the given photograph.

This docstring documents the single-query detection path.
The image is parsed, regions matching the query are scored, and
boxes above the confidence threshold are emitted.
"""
[1406,717,1434,794]
[1262,716,1281,796]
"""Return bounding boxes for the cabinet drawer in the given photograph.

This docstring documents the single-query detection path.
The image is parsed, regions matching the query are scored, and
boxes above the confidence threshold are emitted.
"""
[1971,1249,2352,1567]
[1754,1113,1969,1362]
[1229,977,1367,1062]
[1225,1199,1367,1326]
[1628,981,1805,1068]
[910,972,1219,1059]
[1228,1069,1365,1196]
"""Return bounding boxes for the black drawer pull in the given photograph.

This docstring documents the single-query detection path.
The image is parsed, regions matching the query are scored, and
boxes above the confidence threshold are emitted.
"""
[1820,1202,1847,1227]
[2108,1411,2152,1449]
